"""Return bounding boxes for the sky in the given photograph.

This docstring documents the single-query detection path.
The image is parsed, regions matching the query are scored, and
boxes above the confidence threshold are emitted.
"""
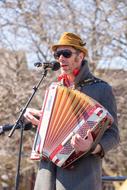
[0,0,127,70]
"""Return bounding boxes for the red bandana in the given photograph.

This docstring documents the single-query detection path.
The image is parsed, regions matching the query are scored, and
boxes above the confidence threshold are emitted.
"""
[57,68,80,87]
[72,68,80,76]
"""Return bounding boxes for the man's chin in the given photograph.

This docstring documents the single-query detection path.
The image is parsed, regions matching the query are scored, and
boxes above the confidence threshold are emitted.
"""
[61,70,71,75]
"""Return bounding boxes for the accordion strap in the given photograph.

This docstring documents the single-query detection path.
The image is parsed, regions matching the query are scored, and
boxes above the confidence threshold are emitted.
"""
[74,61,106,88]
[76,77,105,88]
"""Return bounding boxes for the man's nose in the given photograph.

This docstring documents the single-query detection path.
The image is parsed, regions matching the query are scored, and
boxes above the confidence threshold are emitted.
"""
[59,54,65,60]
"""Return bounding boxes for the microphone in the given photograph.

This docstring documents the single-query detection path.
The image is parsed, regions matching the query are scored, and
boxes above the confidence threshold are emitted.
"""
[34,61,60,71]
[0,122,32,135]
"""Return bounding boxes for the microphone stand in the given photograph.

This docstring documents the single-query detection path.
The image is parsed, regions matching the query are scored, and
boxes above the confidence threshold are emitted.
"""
[8,67,48,190]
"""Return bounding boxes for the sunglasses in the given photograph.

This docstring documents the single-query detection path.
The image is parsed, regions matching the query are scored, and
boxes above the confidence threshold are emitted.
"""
[53,49,77,59]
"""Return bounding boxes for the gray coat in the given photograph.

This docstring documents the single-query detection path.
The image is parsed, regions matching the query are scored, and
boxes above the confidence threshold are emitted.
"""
[34,62,119,190]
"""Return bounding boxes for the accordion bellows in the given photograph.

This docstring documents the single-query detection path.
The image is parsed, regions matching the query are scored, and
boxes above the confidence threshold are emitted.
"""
[31,83,113,168]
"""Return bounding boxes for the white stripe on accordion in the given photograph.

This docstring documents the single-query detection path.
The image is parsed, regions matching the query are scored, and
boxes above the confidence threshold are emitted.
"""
[36,83,58,153]
[31,88,50,158]
[87,107,107,123]
[52,155,70,167]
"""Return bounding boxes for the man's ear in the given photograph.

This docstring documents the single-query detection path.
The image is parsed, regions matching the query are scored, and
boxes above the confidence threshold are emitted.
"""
[79,52,85,61]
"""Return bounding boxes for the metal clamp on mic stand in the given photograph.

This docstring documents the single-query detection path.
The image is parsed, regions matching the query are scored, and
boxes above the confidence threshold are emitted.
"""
[8,61,60,190]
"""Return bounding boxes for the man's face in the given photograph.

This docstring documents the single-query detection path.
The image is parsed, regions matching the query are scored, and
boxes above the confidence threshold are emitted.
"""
[53,46,83,74]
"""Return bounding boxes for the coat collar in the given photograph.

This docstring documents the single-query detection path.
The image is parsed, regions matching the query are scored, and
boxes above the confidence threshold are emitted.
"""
[74,60,93,86]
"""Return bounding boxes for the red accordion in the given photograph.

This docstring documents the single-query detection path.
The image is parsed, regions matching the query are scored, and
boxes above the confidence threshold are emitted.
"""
[31,83,113,168]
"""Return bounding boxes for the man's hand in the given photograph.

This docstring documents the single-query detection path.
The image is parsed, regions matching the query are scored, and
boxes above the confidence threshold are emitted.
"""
[24,108,42,126]
[71,130,93,152]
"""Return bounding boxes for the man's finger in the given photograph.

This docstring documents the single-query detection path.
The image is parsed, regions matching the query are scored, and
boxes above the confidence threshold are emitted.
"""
[87,130,93,141]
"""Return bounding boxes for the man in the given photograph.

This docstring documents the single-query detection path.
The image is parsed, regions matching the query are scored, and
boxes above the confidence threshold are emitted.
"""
[24,32,119,190]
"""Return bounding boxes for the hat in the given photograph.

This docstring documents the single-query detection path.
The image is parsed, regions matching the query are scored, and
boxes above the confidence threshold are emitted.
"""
[52,32,88,56]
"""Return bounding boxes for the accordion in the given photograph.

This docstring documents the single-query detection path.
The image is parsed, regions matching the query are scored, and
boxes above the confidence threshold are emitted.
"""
[31,83,113,168]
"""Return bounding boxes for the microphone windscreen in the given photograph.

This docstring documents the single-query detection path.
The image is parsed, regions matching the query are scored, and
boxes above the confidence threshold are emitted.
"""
[52,61,60,71]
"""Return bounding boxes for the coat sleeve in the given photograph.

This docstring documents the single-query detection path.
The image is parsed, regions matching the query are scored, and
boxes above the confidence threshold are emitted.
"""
[99,84,120,156]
